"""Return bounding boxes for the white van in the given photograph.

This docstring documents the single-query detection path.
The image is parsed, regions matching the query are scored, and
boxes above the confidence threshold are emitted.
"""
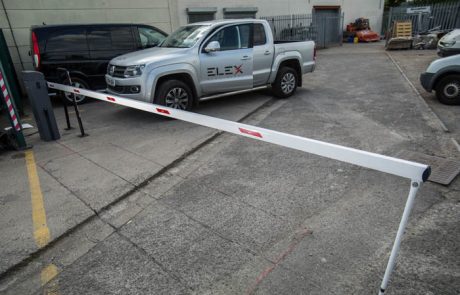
[438,29,460,57]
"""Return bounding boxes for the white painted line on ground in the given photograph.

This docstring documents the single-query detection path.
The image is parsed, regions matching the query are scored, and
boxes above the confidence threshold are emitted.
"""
[451,138,460,153]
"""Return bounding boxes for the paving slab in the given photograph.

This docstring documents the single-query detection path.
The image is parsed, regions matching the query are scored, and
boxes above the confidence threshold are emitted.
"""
[41,153,134,211]
[0,218,114,295]
[79,143,163,185]
[0,151,93,274]
[39,233,188,295]
[120,199,263,292]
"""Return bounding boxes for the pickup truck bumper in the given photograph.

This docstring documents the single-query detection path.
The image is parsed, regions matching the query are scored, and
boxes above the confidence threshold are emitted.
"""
[420,72,434,92]
[105,74,149,102]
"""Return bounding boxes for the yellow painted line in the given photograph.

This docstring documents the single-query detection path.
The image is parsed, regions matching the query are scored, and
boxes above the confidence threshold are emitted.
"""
[41,263,60,295]
[25,150,60,294]
[25,150,50,248]
[41,263,58,285]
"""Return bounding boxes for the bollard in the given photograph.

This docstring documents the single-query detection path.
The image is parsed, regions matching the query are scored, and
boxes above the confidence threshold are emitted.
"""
[22,71,60,141]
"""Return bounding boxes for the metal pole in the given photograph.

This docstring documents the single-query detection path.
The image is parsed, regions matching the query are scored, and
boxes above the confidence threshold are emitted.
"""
[62,98,72,130]
[385,7,393,47]
[417,12,422,34]
[379,180,421,295]
[64,71,87,137]
[56,68,72,130]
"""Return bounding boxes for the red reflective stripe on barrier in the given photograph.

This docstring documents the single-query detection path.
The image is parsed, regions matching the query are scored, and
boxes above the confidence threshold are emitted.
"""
[107,97,116,102]
[1,84,5,92]
[8,104,13,112]
[11,114,16,121]
[156,108,170,115]
[5,94,10,101]
[239,127,263,138]
[73,89,80,93]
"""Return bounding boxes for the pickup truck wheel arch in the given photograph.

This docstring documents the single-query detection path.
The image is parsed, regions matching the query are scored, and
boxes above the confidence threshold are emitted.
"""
[272,66,298,98]
[154,79,194,110]
[274,59,302,87]
[154,73,198,106]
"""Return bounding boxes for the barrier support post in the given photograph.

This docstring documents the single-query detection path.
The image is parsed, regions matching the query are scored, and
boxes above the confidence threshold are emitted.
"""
[57,68,86,137]
[0,67,27,149]
[379,180,420,295]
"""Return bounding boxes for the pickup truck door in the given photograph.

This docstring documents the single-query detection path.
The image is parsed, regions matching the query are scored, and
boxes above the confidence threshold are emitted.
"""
[253,23,274,86]
[199,24,253,94]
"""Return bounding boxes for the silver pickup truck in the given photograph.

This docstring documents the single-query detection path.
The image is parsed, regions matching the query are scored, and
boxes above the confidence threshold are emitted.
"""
[105,19,315,110]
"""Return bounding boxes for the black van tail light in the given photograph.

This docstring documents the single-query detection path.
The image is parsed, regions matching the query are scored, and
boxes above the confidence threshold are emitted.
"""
[32,32,40,70]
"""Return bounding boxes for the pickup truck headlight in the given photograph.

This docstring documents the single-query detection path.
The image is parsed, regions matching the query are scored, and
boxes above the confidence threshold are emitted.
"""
[124,65,145,77]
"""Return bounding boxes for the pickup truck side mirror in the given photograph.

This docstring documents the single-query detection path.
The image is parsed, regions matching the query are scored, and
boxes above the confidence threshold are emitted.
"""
[204,41,220,53]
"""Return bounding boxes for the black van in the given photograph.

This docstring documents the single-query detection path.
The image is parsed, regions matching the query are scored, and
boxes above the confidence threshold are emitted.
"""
[31,24,167,103]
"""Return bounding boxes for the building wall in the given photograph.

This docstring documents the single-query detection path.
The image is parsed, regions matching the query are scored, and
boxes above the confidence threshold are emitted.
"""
[0,0,176,79]
[177,0,384,33]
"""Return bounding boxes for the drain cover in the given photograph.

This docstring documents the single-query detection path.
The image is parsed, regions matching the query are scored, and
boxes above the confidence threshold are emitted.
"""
[397,150,460,185]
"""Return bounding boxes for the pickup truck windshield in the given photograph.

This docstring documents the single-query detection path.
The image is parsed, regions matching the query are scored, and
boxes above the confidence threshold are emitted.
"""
[161,25,210,48]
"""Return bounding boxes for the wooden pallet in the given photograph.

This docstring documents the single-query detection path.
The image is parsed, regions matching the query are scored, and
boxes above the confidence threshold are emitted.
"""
[393,21,412,38]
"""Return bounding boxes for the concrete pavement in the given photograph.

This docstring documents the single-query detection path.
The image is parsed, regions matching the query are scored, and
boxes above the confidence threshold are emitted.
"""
[0,43,459,294]
[0,91,272,275]
[387,49,460,148]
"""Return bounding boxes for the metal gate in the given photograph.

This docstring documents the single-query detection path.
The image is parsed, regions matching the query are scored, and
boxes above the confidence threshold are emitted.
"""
[261,13,344,48]
[384,1,460,35]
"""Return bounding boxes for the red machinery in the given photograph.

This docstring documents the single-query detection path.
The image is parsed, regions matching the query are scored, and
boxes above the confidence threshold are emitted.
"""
[346,18,380,42]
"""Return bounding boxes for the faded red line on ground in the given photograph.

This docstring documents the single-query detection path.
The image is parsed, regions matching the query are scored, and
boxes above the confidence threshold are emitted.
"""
[245,228,312,295]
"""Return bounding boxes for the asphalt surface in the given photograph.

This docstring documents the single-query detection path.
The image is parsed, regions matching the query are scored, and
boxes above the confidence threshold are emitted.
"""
[0,43,458,294]
[387,49,460,146]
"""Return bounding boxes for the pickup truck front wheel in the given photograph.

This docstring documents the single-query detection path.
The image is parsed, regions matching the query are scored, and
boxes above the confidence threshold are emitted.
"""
[272,67,298,98]
[435,75,460,105]
[155,80,193,110]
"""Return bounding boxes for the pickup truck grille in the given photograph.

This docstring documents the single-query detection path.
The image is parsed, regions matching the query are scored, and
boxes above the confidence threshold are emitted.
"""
[108,65,126,78]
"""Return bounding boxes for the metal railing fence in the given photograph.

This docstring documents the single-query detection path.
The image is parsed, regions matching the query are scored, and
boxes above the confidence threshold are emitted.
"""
[261,13,344,48]
[383,1,460,35]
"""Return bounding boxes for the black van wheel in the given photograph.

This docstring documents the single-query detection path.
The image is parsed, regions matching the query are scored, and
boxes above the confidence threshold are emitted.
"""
[155,79,194,111]
[62,77,89,105]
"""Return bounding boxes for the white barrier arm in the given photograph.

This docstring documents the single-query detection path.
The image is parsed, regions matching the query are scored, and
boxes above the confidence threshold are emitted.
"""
[47,82,431,293]
[48,82,431,182]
